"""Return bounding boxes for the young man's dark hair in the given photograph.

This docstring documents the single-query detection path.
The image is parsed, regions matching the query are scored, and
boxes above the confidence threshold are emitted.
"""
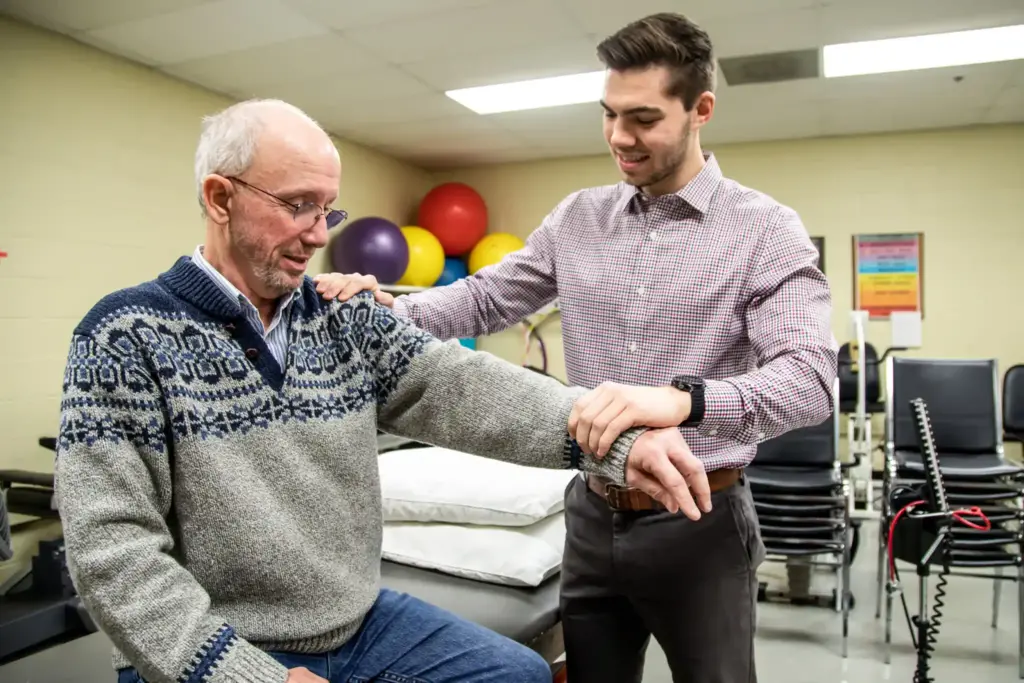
[596,12,716,111]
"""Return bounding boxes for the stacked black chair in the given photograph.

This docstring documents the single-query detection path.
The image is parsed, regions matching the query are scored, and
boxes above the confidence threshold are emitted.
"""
[838,341,886,415]
[875,357,1024,677]
[746,384,854,657]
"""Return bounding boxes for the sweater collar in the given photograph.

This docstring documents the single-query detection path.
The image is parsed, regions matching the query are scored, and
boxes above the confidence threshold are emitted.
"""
[159,256,320,321]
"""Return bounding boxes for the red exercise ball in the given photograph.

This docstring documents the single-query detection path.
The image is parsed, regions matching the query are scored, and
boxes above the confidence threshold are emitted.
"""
[417,183,488,256]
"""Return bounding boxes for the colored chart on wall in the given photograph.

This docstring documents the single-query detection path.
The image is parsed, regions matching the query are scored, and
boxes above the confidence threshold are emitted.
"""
[853,233,923,319]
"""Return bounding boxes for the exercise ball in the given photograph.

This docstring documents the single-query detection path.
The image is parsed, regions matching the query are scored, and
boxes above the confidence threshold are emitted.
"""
[397,226,445,287]
[458,338,476,350]
[417,183,488,256]
[435,257,469,286]
[468,233,525,275]
[330,216,408,284]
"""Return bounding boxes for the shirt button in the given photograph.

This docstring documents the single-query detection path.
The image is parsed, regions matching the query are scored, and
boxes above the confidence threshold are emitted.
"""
[757,431,766,440]
[709,428,718,436]
[636,286,646,296]
[628,342,638,353]
[245,348,259,360]
[649,231,658,240]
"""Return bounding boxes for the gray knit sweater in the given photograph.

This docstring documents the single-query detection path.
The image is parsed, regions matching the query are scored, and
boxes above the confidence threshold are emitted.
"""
[54,257,637,683]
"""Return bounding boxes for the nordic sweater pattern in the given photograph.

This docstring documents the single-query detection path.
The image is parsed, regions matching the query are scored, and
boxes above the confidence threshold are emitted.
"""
[55,256,636,683]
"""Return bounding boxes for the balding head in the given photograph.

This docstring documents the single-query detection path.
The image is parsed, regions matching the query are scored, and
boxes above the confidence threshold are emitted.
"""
[195,99,338,215]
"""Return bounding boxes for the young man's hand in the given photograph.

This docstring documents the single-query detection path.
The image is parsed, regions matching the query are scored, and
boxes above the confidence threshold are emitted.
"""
[569,382,691,457]
[313,272,395,307]
[622,427,711,520]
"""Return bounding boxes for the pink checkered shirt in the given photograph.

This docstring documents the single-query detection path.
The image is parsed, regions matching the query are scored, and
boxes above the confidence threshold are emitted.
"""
[394,154,837,472]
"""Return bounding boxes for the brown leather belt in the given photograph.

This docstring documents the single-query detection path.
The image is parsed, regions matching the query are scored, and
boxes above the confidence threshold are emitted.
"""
[586,468,741,512]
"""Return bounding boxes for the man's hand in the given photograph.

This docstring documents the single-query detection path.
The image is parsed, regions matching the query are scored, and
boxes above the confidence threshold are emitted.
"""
[569,382,691,457]
[313,272,395,308]
[624,428,711,520]
[287,667,329,683]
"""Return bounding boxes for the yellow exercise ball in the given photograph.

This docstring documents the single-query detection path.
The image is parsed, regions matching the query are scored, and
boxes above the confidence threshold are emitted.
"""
[397,226,445,287]
[468,233,525,275]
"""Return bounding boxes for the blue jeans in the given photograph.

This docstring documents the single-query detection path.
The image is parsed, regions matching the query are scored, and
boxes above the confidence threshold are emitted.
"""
[117,588,551,682]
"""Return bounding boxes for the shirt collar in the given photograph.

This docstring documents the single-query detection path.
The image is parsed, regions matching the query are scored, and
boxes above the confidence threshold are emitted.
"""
[616,152,722,215]
[190,245,300,319]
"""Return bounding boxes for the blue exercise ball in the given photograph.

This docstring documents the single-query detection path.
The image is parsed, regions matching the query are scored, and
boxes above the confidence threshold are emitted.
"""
[435,256,469,286]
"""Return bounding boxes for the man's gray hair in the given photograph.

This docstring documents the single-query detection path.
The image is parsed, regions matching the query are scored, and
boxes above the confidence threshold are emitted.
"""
[194,98,324,216]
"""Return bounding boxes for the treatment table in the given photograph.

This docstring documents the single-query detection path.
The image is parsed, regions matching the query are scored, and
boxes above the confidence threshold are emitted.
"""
[0,559,565,681]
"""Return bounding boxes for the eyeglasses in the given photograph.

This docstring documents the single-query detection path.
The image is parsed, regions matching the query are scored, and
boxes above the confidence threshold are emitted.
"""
[227,176,348,230]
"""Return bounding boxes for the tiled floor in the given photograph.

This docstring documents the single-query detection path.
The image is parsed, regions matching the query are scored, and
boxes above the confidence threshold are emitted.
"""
[640,520,1021,682]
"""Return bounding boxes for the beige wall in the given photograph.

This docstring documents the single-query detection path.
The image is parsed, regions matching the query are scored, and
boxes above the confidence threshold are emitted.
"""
[437,125,1024,390]
[2,11,1022,482]
[0,17,432,472]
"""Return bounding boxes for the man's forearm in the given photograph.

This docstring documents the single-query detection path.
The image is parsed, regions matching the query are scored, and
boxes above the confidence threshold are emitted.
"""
[697,350,835,445]
[374,321,635,484]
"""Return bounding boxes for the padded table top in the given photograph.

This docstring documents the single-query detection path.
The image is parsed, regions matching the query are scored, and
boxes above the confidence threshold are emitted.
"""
[0,563,561,682]
[380,560,561,644]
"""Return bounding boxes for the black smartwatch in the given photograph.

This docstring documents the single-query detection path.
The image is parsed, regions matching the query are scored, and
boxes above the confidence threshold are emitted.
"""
[670,375,705,426]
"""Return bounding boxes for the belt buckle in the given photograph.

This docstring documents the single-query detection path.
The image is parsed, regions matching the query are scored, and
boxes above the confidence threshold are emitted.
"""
[604,483,630,511]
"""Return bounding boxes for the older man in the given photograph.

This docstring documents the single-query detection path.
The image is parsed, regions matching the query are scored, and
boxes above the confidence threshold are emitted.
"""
[54,98,710,683]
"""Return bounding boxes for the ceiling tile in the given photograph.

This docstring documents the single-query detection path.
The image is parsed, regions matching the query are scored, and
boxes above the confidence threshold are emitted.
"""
[559,0,820,40]
[341,0,584,64]
[319,93,473,130]
[281,0,495,31]
[161,33,380,97]
[820,0,1024,45]
[80,0,328,65]
[400,37,602,91]
[0,0,215,32]
[486,103,606,147]
[819,62,1018,108]
[349,115,515,149]
[234,64,433,109]
[820,95,986,137]
[697,7,823,58]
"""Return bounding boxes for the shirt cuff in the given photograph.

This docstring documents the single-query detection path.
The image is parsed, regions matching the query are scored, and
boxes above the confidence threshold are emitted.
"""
[697,378,747,439]
[391,296,409,318]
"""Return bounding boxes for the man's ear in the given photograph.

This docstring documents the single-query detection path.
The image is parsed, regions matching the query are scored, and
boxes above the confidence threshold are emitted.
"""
[202,175,233,224]
[690,92,715,130]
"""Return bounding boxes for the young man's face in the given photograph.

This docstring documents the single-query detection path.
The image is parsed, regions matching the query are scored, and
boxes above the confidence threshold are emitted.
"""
[601,66,711,195]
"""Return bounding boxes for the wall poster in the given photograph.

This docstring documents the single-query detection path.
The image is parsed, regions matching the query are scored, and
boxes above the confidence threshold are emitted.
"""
[852,232,923,319]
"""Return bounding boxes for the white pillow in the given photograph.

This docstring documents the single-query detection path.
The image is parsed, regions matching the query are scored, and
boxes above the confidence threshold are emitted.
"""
[378,445,578,527]
[382,512,566,587]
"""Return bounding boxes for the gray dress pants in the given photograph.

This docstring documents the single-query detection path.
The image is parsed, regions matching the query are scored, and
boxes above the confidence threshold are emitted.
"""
[559,473,765,683]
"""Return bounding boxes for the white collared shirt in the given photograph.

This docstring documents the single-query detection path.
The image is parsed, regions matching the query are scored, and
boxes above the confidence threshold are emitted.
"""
[191,245,299,370]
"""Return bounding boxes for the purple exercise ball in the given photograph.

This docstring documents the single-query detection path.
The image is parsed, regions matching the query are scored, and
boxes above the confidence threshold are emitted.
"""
[330,217,409,284]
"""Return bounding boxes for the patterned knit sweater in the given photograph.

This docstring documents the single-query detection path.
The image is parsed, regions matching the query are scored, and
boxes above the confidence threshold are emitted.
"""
[55,256,636,683]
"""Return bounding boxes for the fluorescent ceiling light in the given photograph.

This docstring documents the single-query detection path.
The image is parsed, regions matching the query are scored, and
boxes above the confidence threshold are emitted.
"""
[446,70,605,114]
[823,24,1024,78]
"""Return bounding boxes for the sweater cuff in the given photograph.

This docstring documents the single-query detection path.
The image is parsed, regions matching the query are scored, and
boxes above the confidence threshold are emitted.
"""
[200,638,289,683]
[575,427,641,485]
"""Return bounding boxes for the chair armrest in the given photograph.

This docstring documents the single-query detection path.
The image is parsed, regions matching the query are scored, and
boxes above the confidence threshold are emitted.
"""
[0,469,55,489]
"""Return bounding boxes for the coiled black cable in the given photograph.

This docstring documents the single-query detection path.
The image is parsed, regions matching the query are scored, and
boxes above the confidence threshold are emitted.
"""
[912,563,949,683]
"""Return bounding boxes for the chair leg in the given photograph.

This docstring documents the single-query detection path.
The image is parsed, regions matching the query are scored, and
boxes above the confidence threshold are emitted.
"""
[1018,560,1023,679]
[994,566,1003,628]
[884,571,895,665]
[875,515,887,619]
[842,545,851,658]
